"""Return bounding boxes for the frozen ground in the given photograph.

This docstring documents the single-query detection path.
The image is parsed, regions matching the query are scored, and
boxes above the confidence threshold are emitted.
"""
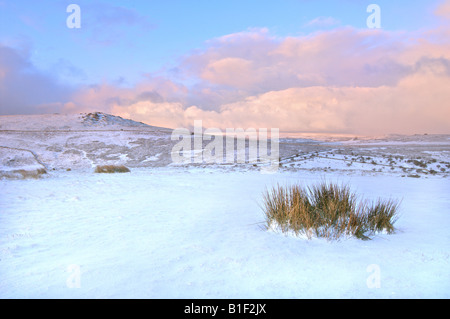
[1,168,449,298]
[0,113,449,298]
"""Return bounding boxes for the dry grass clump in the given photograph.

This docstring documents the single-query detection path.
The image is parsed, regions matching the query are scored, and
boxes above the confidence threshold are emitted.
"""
[262,181,400,241]
[94,165,130,173]
[0,168,47,179]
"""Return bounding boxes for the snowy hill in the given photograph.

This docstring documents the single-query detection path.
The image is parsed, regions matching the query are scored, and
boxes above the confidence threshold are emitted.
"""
[0,112,152,131]
[1,112,449,178]
[0,112,175,175]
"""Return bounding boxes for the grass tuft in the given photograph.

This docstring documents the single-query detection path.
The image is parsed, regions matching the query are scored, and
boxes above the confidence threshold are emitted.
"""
[94,165,130,173]
[262,181,401,241]
[0,168,47,179]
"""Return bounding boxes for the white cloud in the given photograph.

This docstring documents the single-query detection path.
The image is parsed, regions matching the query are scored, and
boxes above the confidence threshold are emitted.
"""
[304,16,341,28]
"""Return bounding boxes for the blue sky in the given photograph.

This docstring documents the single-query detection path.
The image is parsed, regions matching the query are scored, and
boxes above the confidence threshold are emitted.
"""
[1,1,449,134]
[0,0,441,86]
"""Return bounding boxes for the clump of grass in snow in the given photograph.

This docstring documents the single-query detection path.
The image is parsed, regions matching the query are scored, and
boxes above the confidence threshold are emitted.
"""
[94,165,130,173]
[0,168,47,179]
[365,198,400,234]
[262,181,400,241]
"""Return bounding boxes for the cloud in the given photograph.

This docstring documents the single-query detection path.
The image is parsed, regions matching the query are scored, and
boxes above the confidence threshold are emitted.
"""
[201,57,255,88]
[304,16,341,28]
[435,0,450,19]
[0,44,74,115]
[130,67,450,135]
[82,55,450,135]
[179,27,419,103]
[212,67,450,135]
[108,25,450,134]
[61,76,188,117]
[77,2,156,46]
[2,7,450,135]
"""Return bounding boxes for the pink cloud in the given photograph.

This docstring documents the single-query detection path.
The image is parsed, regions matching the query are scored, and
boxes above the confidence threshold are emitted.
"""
[62,23,450,134]
[157,68,450,135]
[4,11,450,135]
[201,57,255,88]
[435,0,450,19]
[182,27,419,96]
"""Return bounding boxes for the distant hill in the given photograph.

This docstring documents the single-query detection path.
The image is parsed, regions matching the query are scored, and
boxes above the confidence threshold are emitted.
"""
[1,112,449,179]
[0,112,160,131]
[0,112,175,176]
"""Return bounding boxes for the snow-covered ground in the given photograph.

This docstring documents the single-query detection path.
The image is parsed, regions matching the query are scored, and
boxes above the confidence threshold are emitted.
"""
[1,168,449,298]
[0,113,449,298]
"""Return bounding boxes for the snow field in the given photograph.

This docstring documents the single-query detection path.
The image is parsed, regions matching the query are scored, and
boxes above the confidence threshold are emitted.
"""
[0,168,449,298]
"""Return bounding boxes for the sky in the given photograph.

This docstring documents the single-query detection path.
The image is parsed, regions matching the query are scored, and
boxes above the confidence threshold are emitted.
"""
[0,0,450,135]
